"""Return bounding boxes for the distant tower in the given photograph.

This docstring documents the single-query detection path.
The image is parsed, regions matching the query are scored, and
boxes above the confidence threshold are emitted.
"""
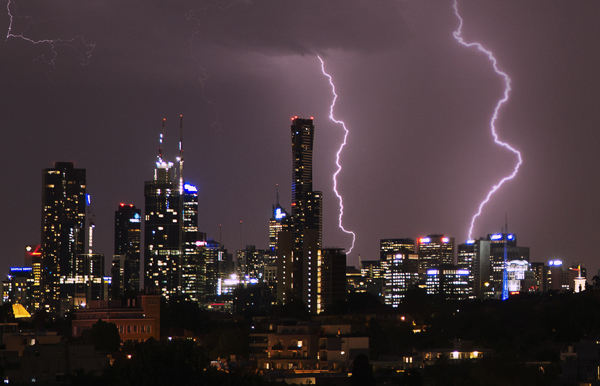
[144,117,204,301]
[486,232,529,298]
[417,235,455,271]
[41,162,86,316]
[277,117,324,314]
[181,181,206,302]
[268,185,287,259]
[457,239,491,299]
[113,204,141,297]
[379,238,418,307]
[144,119,182,299]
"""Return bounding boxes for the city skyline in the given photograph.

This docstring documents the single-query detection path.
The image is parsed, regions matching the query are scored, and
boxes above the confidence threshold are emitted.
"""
[2,1,600,278]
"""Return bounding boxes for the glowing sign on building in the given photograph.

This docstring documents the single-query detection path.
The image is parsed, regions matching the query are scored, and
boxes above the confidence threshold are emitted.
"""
[129,213,141,223]
[420,237,431,244]
[442,237,450,243]
[184,183,198,193]
[465,239,475,245]
[490,233,503,240]
[275,207,286,220]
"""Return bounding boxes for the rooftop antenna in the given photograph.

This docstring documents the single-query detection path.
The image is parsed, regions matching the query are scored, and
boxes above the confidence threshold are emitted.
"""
[276,183,279,206]
[158,118,165,165]
[86,193,95,254]
[240,220,244,250]
[179,115,184,193]
[505,213,508,235]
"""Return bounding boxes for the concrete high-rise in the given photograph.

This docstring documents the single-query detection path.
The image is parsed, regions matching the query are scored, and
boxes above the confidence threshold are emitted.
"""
[379,239,418,307]
[41,162,86,315]
[181,182,206,302]
[112,204,141,297]
[417,235,455,272]
[457,239,491,299]
[277,117,324,313]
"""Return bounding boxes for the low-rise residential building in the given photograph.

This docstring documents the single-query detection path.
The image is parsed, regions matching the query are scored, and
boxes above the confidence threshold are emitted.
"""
[71,294,160,343]
[256,321,369,372]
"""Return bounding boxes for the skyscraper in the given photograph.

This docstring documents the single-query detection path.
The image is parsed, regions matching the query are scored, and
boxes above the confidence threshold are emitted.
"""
[486,233,529,297]
[277,117,323,313]
[41,162,86,315]
[181,182,206,302]
[417,235,455,272]
[144,117,204,301]
[319,248,347,314]
[268,191,287,258]
[457,239,491,299]
[113,204,141,297]
[379,239,418,307]
[144,156,180,299]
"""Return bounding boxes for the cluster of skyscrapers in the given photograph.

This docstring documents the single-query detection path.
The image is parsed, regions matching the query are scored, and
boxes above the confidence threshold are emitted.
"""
[356,233,586,308]
[2,116,587,318]
[3,116,349,317]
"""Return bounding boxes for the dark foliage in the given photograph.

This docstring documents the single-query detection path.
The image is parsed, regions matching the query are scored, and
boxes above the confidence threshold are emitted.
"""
[83,319,120,352]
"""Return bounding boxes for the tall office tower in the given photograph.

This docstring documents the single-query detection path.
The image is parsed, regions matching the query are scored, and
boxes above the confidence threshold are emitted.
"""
[237,245,269,281]
[24,245,42,310]
[113,204,141,297]
[204,239,221,297]
[379,239,418,307]
[380,239,415,259]
[417,235,455,272]
[269,196,287,260]
[359,259,384,298]
[457,239,491,299]
[144,118,204,301]
[277,117,323,313]
[547,260,564,291]
[144,120,182,299]
[425,267,471,301]
[72,252,106,304]
[41,162,86,315]
[486,233,529,296]
[319,248,347,314]
[181,182,206,302]
[203,239,234,298]
[144,159,180,299]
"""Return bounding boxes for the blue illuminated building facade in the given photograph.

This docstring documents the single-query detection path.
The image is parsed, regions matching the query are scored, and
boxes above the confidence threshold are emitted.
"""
[486,233,529,298]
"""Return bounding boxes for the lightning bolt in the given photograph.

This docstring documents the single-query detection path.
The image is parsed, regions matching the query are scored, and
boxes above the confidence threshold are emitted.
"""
[5,0,95,67]
[318,55,356,254]
[452,0,523,240]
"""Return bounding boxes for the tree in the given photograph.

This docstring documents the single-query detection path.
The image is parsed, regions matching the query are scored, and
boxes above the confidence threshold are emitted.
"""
[351,354,375,386]
[592,275,600,290]
[87,320,120,352]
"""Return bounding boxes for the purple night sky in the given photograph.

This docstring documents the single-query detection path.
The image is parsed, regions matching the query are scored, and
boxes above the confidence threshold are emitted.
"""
[1,0,600,278]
